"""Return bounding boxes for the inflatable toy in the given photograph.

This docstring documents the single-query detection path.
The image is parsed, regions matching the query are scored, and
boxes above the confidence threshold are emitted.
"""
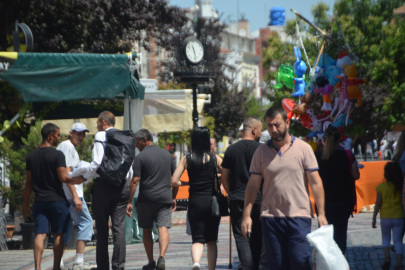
[336,52,352,71]
[343,64,366,107]
[332,73,352,126]
[291,46,307,97]
[323,65,341,86]
[274,64,295,90]
[315,76,334,112]
[269,6,286,26]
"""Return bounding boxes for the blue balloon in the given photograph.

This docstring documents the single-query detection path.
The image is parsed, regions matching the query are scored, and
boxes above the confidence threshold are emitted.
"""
[314,53,337,68]
[269,6,286,26]
[323,66,341,86]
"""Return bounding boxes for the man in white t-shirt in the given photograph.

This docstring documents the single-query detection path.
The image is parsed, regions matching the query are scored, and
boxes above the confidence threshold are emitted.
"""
[57,123,96,270]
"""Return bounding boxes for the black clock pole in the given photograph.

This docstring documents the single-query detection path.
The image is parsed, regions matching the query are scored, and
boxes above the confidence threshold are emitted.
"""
[192,82,198,128]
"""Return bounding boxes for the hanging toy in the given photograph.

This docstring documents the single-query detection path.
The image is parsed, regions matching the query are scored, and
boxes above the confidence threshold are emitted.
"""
[332,72,352,126]
[315,76,334,113]
[299,108,321,131]
[274,64,295,90]
[336,51,352,71]
[291,46,307,98]
[306,112,331,141]
[323,65,341,86]
[343,64,366,107]
[282,98,307,120]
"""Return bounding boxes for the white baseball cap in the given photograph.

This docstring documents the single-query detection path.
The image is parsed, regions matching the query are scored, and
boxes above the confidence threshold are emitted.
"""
[71,123,89,132]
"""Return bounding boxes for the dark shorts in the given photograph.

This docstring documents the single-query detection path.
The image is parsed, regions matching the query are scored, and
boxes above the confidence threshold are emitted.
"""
[137,202,172,229]
[33,201,71,235]
[262,217,311,270]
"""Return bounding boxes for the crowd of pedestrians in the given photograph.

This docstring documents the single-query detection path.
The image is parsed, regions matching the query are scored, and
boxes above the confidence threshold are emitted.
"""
[21,106,405,270]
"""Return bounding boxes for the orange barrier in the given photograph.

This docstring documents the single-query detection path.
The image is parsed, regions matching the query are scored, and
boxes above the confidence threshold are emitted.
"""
[176,162,388,213]
[354,161,387,212]
[175,170,190,200]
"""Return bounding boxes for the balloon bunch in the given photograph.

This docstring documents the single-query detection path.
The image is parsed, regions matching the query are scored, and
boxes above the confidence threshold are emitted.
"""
[281,50,366,142]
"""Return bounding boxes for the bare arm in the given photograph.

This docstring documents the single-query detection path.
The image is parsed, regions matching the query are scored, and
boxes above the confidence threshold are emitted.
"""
[64,167,82,211]
[171,186,179,212]
[172,156,188,186]
[241,174,263,238]
[22,171,33,217]
[221,168,230,194]
[372,191,382,228]
[126,176,139,217]
[351,161,360,180]
[57,167,84,185]
[216,154,223,173]
[306,170,328,226]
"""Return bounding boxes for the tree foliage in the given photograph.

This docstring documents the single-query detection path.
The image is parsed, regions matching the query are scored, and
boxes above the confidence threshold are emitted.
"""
[0,0,187,53]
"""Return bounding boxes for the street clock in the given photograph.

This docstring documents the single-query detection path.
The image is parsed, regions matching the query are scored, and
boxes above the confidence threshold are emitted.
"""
[184,37,204,64]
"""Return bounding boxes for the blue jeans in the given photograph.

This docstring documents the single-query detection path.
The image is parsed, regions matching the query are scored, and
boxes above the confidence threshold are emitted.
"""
[261,217,311,270]
[381,218,404,254]
[64,197,93,244]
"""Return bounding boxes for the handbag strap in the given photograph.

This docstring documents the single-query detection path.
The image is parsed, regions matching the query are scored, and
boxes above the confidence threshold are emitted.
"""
[212,154,221,194]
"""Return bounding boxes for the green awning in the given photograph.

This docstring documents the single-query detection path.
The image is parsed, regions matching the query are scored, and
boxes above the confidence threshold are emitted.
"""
[0,52,144,102]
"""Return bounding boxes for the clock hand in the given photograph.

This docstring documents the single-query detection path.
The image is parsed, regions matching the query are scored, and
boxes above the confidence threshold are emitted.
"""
[192,45,196,59]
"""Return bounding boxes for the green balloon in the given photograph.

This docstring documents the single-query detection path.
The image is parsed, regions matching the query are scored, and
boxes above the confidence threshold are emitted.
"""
[276,64,295,90]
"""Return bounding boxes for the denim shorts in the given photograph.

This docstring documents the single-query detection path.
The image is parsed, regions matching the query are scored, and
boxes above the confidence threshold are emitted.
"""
[33,201,71,235]
[64,197,93,244]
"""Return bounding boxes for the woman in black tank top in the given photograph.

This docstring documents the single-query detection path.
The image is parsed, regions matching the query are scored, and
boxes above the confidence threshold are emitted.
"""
[315,125,360,254]
[172,127,222,270]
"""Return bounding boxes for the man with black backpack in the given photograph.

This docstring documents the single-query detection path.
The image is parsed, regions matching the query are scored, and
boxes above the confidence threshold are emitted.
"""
[85,111,134,270]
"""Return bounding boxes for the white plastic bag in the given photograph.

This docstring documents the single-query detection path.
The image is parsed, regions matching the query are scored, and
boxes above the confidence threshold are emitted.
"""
[306,225,349,270]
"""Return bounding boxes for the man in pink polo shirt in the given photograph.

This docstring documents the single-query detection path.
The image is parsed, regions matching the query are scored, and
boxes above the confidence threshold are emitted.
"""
[241,106,328,270]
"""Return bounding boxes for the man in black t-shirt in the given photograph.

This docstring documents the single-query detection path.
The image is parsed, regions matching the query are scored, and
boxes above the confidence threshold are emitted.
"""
[222,116,263,270]
[127,129,178,270]
[22,123,84,270]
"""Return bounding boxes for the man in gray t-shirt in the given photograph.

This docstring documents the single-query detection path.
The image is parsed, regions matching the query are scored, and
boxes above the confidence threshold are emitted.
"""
[127,129,178,270]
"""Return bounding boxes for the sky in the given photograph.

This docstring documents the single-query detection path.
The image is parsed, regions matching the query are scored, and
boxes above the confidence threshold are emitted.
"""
[168,0,337,33]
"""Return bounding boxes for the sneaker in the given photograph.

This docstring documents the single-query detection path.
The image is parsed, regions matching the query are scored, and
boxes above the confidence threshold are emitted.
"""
[157,256,165,270]
[142,260,156,270]
[72,261,97,270]
[192,262,201,270]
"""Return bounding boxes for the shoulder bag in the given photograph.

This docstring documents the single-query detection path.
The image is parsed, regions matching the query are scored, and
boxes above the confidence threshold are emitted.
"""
[211,154,229,217]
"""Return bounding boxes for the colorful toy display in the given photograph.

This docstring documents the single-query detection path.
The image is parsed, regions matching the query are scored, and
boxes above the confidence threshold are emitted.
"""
[291,46,307,97]
[278,9,366,152]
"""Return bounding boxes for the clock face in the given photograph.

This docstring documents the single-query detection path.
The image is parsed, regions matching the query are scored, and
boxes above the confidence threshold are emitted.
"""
[185,39,204,64]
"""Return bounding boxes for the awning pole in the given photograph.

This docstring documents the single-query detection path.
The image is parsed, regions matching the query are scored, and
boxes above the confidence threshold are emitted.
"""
[0,111,21,136]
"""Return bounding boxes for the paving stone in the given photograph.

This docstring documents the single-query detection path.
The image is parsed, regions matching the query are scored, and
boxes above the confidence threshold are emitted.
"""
[2,213,405,269]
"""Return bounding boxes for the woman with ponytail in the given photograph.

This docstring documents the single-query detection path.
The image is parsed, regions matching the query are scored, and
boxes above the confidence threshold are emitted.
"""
[171,127,222,270]
[315,125,360,254]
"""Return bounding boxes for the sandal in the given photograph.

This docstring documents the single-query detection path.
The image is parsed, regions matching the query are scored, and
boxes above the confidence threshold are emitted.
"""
[382,258,391,270]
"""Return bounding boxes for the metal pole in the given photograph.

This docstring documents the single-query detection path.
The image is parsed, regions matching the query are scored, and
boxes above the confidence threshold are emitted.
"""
[192,83,198,128]
[229,219,232,269]
[0,112,20,136]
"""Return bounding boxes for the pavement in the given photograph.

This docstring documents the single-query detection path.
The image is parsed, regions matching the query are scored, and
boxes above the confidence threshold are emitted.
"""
[0,212,403,270]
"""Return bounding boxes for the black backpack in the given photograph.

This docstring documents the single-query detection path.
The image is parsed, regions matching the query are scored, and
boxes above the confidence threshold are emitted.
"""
[95,129,135,187]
